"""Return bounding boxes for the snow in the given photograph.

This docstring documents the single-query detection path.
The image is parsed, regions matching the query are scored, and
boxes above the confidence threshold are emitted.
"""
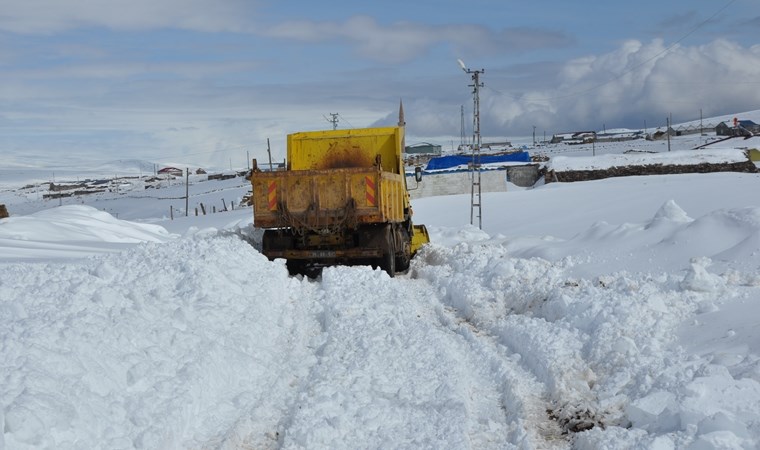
[1,134,760,449]
[548,148,750,172]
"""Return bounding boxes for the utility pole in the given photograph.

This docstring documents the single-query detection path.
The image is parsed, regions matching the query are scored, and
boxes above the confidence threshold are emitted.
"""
[700,108,704,145]
[667,114,672,152]
[247,150,250,170]
[532,125,536,146]
[325,113,339,130]
[266,138,273,170]
[457,58,484,229]
[185,168,189,217]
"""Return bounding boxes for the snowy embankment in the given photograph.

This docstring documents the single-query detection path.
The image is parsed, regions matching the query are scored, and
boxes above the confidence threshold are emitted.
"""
[547,148,751,172]
[0,205,176,261]
[412,203,760,448]
[1,171,760,448]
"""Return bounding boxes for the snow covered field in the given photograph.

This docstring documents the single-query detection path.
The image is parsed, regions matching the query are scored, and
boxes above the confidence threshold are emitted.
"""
[1,136,760,449]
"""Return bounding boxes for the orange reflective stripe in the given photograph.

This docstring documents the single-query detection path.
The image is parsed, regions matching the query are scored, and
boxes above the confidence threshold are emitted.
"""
[267,181,277,210]
[365,176,376,206]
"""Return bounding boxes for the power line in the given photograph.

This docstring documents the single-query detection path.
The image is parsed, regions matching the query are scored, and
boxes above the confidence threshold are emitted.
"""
[149,140,272,161]
[338,114,355,129]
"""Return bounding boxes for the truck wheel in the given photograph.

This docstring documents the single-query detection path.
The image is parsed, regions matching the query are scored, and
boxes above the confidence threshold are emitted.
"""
[395,227,411,272]
[396,252,410,272]
[381,249,396,277]
[286,259,305,276]
[379,225,396,277]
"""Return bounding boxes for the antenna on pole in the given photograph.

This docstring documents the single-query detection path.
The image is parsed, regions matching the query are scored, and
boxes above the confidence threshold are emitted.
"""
[457,58,485,229]
[324,113,339,130]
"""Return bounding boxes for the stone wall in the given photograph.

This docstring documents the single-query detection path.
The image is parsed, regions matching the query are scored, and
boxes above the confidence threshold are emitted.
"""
[506,165,540,187]
[546,160,757,183]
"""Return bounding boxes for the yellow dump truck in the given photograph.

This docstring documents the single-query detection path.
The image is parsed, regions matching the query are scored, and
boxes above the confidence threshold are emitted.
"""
[250,124,429,276]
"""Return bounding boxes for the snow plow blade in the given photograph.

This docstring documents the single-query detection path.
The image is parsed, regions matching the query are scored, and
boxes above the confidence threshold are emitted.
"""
[411,224,430,255]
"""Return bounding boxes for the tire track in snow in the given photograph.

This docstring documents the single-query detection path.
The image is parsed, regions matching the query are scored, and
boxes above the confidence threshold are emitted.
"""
[277,266,519,448]
[412,243,605,437]
[434,304,568,448]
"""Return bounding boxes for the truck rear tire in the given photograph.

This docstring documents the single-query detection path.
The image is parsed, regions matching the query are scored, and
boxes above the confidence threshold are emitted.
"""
[379,225,396,277]
[381,248,396,277]
[395,226,411,272]
[286,259,305,276]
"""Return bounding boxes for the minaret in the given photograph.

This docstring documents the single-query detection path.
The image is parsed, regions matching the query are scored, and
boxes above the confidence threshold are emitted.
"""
[398,100,405,127]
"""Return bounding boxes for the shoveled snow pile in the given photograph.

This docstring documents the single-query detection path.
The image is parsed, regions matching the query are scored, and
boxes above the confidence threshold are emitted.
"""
[0,205,176,261]
[1,172,760,449]
[412,201,760,448]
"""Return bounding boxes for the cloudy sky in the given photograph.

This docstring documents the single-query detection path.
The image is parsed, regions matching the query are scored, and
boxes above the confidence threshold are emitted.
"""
[1,0,759,168]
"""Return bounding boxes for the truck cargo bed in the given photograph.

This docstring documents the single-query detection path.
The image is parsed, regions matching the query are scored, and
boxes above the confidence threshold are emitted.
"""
[252,167,406,231]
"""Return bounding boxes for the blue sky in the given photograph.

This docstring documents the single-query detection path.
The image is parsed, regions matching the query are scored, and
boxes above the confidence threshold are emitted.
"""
[1,0,759,168]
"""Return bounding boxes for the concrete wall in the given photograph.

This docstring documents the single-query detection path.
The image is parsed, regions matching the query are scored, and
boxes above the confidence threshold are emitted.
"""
[406,165,539,199]
[506,165,540,187]
[406,170,507,199]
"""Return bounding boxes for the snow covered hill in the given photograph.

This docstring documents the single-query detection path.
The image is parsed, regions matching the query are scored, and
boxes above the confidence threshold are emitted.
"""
[1,135,760,448]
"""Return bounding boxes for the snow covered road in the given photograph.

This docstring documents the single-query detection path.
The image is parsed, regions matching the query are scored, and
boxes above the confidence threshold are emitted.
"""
[5,227,759,448]
[3,172,760,448]
[1,234,570,448]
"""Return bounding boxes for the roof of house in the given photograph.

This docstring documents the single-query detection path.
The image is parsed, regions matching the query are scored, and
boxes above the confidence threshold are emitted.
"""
[158,166,182,172]
[721,120,759,127]
[407,142,441,148]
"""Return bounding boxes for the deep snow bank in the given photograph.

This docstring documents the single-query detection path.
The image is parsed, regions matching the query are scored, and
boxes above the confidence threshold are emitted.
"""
[412,200,760,448]
[1,236,320,449]
[0,205,177,261]
[2,174,760,449]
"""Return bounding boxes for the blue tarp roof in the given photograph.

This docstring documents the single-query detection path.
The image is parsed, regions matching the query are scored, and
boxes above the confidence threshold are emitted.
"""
[425,152,531,171]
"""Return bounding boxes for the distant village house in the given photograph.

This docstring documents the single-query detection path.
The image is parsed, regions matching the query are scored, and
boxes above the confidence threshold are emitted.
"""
[716,119,760,137]
[551,131,596,144]
[158,167,183,176]
[405,142,442,155]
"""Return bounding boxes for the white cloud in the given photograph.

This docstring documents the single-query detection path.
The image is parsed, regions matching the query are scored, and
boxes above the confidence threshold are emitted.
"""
[483,39,760,135]
[11,60,262,80]
[0,0,255,33]
[265,16,571,64]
